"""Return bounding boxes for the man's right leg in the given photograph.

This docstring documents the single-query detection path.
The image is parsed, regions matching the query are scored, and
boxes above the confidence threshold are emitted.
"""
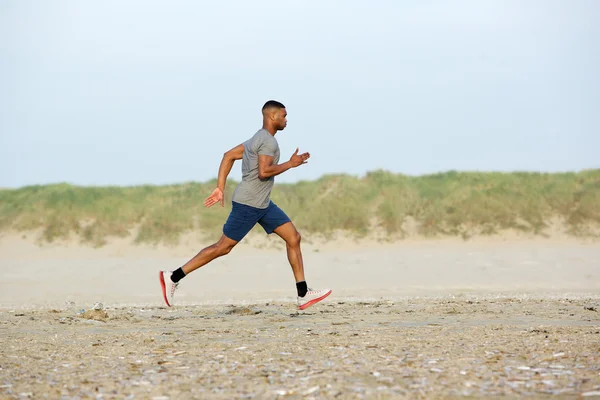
[159,201,260,307]
[181,234,239,275]
[159,234,238,307]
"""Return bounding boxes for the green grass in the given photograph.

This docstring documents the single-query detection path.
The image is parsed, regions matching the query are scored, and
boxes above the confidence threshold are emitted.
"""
[1,170,598,246]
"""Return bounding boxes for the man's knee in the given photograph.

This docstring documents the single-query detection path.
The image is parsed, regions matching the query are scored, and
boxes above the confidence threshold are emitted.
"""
[288,230,301,248]
[215,239,236,256]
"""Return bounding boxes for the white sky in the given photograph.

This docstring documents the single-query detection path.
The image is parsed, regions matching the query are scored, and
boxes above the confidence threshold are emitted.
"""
[1,0,599,187]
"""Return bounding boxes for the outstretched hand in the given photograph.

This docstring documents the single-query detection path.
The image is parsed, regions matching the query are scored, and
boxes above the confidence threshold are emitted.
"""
[204,187,224,208]
[289,148,310,167]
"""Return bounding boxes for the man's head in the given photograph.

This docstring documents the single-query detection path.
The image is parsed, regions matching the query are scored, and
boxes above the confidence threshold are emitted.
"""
[262,100,287,132]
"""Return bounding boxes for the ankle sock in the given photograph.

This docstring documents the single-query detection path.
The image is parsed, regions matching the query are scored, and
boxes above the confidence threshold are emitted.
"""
[171,267,186,283]
[296,281,308,297]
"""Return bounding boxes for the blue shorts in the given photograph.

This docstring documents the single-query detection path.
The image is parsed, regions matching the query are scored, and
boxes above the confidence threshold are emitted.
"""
[223,201,291,242]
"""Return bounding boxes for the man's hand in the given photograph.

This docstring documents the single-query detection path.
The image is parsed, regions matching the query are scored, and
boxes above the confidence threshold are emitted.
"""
[204,187,224,208]
[289,148,310,167]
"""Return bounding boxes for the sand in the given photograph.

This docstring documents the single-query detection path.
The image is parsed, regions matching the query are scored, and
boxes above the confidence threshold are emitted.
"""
[1,233,599,398]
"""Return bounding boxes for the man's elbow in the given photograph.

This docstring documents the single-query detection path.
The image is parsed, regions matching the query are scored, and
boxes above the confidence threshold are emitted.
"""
[223,151,236,161]
[258,169,270,180]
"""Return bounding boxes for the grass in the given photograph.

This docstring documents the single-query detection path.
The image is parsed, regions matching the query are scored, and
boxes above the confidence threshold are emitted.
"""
[0,170,598,246]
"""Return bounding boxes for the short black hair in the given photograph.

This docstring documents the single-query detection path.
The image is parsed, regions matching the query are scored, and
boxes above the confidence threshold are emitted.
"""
[262,100,285,111]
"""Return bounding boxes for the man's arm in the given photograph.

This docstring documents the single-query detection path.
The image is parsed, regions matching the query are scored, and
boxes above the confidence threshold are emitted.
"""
[258,156,292,180]
[204,143,244,208]
[217,144,244,191]
[258,148,310,180]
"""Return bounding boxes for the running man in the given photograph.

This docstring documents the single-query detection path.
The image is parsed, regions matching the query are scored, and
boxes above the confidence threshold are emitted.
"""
[159,100,332,310]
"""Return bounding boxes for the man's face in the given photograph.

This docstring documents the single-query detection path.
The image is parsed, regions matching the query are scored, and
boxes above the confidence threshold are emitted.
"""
[275,108,288,131]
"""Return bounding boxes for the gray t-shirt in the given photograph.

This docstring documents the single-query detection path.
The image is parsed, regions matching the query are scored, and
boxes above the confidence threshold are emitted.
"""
[232,129,280,209]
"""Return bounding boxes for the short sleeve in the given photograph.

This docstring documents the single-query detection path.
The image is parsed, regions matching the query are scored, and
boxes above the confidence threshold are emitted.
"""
[257,137,277,157]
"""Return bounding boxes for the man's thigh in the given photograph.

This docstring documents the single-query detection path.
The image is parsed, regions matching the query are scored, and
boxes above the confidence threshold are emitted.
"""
[223,202,264,241]
[258,202,292,235]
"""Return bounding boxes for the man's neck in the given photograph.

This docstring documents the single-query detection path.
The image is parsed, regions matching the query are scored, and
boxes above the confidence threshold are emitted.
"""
[262,124,277,136]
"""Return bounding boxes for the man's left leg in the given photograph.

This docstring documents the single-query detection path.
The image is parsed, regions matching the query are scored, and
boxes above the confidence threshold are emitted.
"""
[273,221,305,283]
[262,203,331,310]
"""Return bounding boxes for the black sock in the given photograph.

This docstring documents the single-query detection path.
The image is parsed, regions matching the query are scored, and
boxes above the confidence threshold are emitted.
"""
[171,267,186,283]
[296,281,308,297]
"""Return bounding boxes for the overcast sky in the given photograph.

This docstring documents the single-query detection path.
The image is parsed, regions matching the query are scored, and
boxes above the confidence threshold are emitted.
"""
[1,0,598,188]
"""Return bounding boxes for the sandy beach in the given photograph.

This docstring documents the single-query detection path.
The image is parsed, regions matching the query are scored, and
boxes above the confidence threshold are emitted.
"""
[1,233,599,398]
